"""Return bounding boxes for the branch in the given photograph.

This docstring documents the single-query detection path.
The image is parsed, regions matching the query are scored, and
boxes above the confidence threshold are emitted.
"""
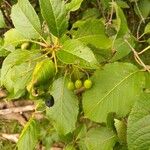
[74,87,86,95]
[124,39,150,72]
[0,99,34,109]
[50,148,63,150]
[1,133,19,143]
[0,88,7,98]
[0,113,27,126]
[138,46,150,55]
[0,105,35,115]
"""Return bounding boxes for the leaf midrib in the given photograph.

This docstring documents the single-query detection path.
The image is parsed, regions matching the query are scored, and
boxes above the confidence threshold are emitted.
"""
[87,70,139,116]
[76,34,106,40]
[60,49,96,63]
[16,3,41,37]
[46,0,59,37]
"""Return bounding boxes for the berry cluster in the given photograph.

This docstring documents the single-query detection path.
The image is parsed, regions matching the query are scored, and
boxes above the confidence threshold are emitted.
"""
[67,79,92,91]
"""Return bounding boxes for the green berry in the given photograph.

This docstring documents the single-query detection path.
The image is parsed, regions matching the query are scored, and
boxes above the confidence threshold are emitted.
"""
[84,79,92,89]
[21,42,30,50]
[75,80,82,89]
[67,81,75,90]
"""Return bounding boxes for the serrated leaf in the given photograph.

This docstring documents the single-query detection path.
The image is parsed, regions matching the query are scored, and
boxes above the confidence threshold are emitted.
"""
[84,127,117,150]
[39,0,68,37]
[66,0,84,12]
[17,119,39,150]
[4,28,27,49]
[11,0,41,39]
[46,77,79,135]
[112,2,129,38]
[57,39,99,69]
[127,94,150,150]
[83,62,145,123]
[1,50,41,99]
[144,22,150,34]
[73,19,112,49]
[0,9,6,28]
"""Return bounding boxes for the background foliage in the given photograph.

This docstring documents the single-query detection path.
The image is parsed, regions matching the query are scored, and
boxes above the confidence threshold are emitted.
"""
[0,0,150,149]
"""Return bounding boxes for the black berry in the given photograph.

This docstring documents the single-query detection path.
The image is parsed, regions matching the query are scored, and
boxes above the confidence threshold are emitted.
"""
[45,95,54,107]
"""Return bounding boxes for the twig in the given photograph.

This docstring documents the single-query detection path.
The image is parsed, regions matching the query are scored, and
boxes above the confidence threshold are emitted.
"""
[0,100,34,109]
[138,46,150,55]
[4,1,12,8]
[0,89,7,98]
[50,148,63,150]
[124,39,150,72]
[106,1,114,28]
[96,0,106,20]
[1,133,19,143]
[23,112,44,120]
[0,105,35,115]
[136,20,143,39]
[0,113,27,126]
[74,87,86,95]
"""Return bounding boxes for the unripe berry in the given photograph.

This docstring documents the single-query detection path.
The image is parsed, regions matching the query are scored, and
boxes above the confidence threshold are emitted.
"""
[21,42,30,50]
[75,80,82,89]
[67,81,75,90]
[84,79,92,89]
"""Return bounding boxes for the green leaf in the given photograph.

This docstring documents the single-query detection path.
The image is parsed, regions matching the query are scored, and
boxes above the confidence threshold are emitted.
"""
[64,144,76,150]
[17,119,39,150]
[127,94,150,150]
[82,8,100,20]
[46,77,79,135]
[111,36,134,61]
[0,38,9,56]
[74,124,87,141]
[0,47,9,56]
[83,127,117,150]
[0,10,6,28]
[66,0,84,12]
[1,50,41,99]
[101,0,111,10]
[116,0,129,8]
[112,2,129,38]
[83,62,145,123]
[11,0,41,39]
[145,72,150,89]
[4,29,27,49]
[134,0,150,19]
[39,0,68,37]
[27,59,55,94]
[114,119,127,145]
[57,39,99,69]
[144,22,150,34]
[73,19,112,49]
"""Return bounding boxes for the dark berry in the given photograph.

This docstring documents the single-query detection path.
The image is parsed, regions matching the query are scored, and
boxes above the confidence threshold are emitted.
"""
[45,95,54,107]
